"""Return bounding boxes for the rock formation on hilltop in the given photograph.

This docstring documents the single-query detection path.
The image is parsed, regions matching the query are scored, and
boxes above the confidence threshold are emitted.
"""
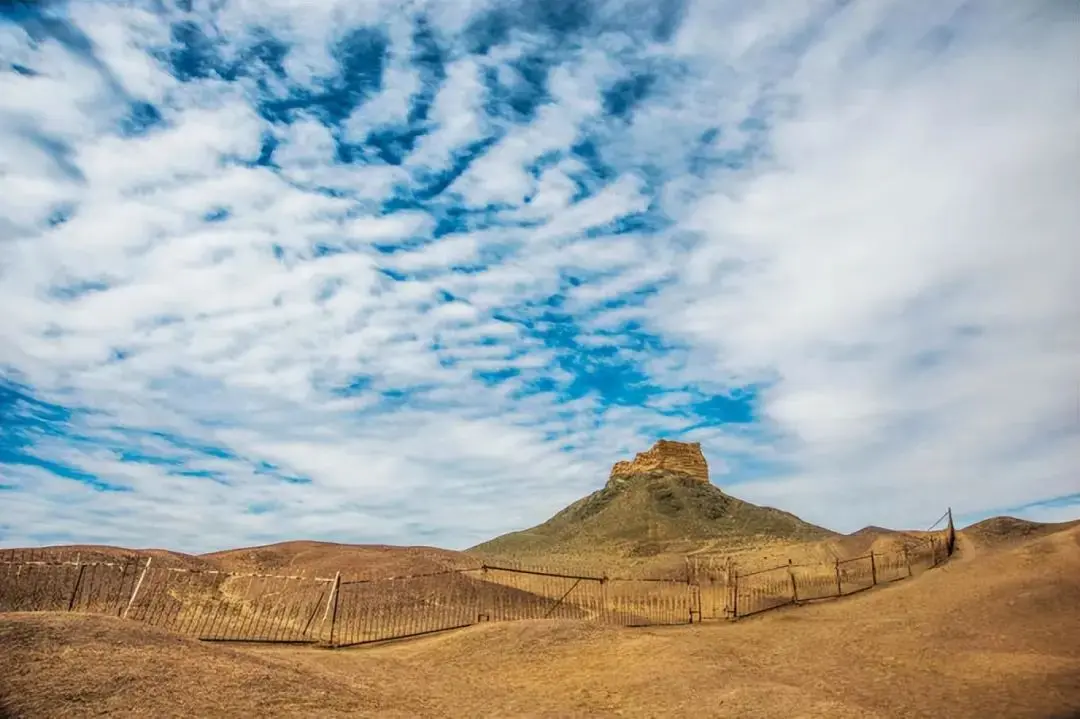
[470,439,836,561]
[609,440,709,486]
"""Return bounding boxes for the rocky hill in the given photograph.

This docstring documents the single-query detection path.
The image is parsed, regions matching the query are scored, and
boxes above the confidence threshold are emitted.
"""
[470,440,836,562]
[609,439,710,484]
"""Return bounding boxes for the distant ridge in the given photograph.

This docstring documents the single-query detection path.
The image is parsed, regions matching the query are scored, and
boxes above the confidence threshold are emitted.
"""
[851,525,896,536]
[960,516,1080,549]
[470,440,836,560]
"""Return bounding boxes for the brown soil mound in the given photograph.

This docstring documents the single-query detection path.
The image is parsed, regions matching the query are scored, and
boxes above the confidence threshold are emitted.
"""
[0,613,403,718]
[850,525,895,536]
[961,516,1080,549]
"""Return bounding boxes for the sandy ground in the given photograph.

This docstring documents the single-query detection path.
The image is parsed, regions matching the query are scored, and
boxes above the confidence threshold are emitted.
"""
[2,524,1078,718]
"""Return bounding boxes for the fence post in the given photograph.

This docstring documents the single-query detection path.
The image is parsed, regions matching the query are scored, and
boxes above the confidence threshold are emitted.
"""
[68,556,86,612]
[684,557,691,624]
[321,572,341,644]
[122,556,152,619]
[870,553,877,586]
[684,556,700,623]
[834,558,842,597]
[903,545,912,578]
[787,559,798,604]
[731,564,739,619]
[478,565,490,623]
[946,507,956,556]
[930,536,938,567]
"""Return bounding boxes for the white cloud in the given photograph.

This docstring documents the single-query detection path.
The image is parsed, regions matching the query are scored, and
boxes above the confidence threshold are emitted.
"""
[651,0,1080,529]
[1,0,1076,556]
[405,56,489,170]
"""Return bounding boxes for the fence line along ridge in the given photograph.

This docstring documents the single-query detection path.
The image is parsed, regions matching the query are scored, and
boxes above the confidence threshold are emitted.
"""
[0,510,956,647]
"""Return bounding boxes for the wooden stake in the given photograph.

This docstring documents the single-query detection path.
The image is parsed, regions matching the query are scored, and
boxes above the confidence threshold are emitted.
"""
[946,507,956,556]
[329,572,342,646]
[731,564,739,619]
[870,553,877,586]
[68,562,86,612]
[787,559,798,604]
[684,557,693,623]
[321,572,340,624]
[834,558,842,597]
[320,572,341,643]
[123,556,152,619]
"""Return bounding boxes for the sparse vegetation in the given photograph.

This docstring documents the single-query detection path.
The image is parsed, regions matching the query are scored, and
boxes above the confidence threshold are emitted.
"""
[468,470,837,570]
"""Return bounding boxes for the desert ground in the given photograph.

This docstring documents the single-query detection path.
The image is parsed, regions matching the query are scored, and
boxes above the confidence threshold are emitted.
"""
[2,520,1078,718]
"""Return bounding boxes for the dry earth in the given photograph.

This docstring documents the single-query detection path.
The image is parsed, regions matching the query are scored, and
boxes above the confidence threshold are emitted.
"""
[13,542,476,580]
[204,541,475,579]
[3,522,1079,718]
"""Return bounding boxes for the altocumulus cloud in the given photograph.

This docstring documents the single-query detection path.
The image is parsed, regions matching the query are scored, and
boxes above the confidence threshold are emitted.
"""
[1,0,1077,553]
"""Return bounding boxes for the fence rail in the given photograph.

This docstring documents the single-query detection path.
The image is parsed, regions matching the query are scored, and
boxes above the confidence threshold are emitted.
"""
[0,511,957,645]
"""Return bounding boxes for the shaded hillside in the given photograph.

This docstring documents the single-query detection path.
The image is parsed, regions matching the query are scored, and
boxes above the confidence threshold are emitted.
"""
[470,469,836,560]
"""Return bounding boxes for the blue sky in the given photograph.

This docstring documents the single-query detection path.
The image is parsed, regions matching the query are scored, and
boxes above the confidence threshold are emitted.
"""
[1,0,1077,553]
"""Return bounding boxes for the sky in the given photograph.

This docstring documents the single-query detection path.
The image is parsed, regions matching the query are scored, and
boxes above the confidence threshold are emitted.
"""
[1,0,1077,554]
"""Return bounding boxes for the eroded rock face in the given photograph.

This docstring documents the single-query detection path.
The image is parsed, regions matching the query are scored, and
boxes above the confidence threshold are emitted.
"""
[608,440,709,485]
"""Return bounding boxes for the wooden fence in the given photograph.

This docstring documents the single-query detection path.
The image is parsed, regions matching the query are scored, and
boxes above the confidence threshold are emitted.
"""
[0,510,957,644]
[0,554,693,647]
[715,510,957,619]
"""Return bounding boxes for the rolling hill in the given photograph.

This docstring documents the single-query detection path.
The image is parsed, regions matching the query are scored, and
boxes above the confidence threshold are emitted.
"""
[3,522,1078,718]
[469,440,837,566]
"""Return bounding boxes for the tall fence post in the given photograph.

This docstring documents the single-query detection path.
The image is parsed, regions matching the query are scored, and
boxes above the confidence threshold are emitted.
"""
[787,559,798,604]
[834,558,842,597]
[68,555,85,612]
[694,559,703,623]
[870,553,877,586]
[946,507,956,556]
[322,572,341,646]
[930,536,938,567]
[903,545,912,578]
[684,556,699,623]
[123,556,152,619]
[685,558,692,624]
[731,563,739,619]
[330,575,342,646]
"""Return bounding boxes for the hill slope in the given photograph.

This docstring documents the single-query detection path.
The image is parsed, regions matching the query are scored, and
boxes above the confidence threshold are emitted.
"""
[5,524,1078,718]
[0,613,385,718]
[960,515,1080,550]
[470,465,836,561]
[203,541,474,579]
